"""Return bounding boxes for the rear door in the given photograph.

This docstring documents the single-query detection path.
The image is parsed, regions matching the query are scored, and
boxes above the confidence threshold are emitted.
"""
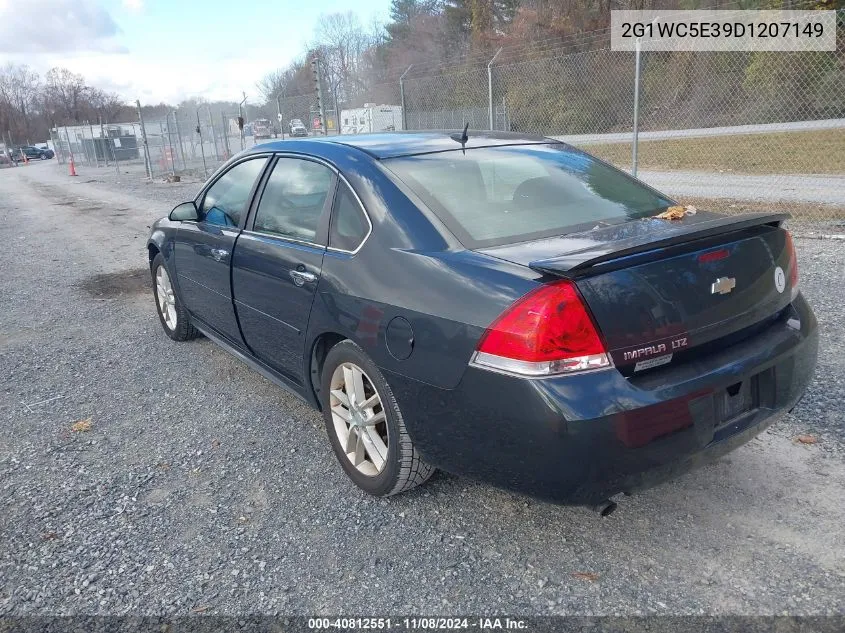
[173,155,269,344]
[232,155,336,383]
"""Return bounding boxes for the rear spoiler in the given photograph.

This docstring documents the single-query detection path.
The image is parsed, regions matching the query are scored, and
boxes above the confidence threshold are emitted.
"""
[529,212,789,278]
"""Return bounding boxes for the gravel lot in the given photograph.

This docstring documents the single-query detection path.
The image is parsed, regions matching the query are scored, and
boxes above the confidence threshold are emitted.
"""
[1,161,844,616]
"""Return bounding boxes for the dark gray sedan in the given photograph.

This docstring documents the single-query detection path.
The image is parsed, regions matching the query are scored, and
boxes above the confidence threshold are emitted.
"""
[147,132,817,513]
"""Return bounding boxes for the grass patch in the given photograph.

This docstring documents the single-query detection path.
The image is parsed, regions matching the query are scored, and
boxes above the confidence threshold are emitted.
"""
[678,196,845,223]
[583,129,845,175]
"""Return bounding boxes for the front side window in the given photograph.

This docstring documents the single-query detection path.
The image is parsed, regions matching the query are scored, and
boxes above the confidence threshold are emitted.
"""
[253,157,334,243]
[329,181,369,252]
[383,144,673,248]
[200,157,268,226]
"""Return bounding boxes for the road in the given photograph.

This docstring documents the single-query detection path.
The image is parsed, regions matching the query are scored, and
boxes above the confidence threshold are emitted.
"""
[553,118,845,146]
[636,171,845,206]
[1,161,844,616]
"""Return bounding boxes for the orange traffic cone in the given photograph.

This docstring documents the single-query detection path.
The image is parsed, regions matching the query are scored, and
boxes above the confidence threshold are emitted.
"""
[68,158,78,176]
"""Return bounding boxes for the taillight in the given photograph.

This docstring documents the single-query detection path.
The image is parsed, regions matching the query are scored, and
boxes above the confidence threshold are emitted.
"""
[472,280,611,377]
[784,230,799,294]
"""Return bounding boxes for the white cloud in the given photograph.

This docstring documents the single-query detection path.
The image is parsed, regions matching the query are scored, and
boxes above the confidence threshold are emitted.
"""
[0,0,304,104]
[0,0,124,54]
[122,0,144,13]
[44,52,283,105]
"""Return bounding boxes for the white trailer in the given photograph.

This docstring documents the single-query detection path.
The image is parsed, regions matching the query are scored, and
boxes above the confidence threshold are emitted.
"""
[340,104,403,135]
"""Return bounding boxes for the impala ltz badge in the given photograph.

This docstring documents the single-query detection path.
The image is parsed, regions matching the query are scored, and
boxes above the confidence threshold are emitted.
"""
[774,266,786,293]
[711,276,736,295]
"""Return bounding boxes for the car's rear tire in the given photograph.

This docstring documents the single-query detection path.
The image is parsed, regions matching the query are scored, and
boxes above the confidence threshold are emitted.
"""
[321,340,434,497]
[151,252,198,341]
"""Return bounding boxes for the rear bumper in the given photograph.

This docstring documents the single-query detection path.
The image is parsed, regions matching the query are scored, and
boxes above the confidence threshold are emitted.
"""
[388,295,818,505]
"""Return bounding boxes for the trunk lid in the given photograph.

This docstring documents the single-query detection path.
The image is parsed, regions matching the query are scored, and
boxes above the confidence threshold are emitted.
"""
[480,212,796,372]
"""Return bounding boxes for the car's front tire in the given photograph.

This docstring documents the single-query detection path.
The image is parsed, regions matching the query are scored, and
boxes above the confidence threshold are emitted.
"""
[150,252,198,341]
[321,340,434,496]
[40,154,48,160]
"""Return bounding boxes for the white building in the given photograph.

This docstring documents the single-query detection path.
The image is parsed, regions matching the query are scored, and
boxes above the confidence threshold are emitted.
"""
[340,104,403,135]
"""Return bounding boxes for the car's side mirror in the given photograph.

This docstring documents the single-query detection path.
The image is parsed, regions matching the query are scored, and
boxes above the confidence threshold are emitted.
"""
[169,201,199,222]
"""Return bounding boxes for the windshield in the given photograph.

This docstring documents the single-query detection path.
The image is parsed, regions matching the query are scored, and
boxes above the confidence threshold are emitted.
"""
[383,143,674,248]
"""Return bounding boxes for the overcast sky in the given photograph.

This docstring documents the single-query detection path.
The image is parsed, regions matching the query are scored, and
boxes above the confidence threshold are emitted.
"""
[0,0,390,105]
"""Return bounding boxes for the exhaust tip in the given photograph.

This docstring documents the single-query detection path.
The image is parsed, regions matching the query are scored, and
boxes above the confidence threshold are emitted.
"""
[593,500,618,517]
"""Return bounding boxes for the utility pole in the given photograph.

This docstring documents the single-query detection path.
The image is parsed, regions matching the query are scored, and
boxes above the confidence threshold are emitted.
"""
[238,92,247,151]
[276,93,285,140]
[311,57,327,136]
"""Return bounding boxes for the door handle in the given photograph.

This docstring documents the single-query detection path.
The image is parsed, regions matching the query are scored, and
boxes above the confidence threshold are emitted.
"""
[289,270,317,286]
[210,248,229,262]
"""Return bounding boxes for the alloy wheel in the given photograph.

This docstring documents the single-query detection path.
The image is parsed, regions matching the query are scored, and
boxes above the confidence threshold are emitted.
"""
[329,362,388,477]
[155,266,178,330]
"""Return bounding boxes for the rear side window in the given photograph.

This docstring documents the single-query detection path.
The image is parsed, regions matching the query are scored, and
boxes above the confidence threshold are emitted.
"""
[329,181,369,252]
[200,157,267,227]
[253,157,334,243]
[383,144,673,248]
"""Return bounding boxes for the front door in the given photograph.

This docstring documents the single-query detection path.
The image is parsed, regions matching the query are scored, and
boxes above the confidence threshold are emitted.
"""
[173,156,268,344]
[232,156,336,383]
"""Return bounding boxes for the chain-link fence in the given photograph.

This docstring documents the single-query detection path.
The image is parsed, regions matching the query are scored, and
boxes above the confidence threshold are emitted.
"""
[50,122,144,173]
[400,39,844,224]
[53,8,844,227]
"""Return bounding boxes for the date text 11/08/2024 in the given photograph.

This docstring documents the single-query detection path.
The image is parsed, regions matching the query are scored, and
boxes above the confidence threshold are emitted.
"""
[307,617,528,630]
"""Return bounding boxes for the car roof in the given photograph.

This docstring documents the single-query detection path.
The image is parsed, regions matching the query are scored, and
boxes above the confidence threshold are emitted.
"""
[249,130,555,159]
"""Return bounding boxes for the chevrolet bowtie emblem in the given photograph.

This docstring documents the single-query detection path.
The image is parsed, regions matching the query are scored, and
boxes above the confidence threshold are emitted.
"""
[711,277,736,295]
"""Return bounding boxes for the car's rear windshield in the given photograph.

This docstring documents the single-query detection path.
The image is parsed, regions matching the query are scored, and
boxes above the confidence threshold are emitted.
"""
[383,143,674,248]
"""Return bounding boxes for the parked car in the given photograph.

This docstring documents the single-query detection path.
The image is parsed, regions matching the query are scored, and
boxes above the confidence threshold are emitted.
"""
[12,145,54,160]
[147,132,817,511]
[289,119,308,137]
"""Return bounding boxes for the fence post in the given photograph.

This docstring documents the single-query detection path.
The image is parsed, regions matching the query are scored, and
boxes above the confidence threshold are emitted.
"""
[106,119,120,177]
[99,117,109,167]
[487,48,503,131]
[399,65,413,131]
[64,127,76,169]
[196,110,208,177]
[136,100,152,180]
[49,128,63,164]
[173,111,186,170]
[207,106,220,163]
[87,120,99,167]
[165,115,176,174]
[632,38,642,178]
[221,112,231,158]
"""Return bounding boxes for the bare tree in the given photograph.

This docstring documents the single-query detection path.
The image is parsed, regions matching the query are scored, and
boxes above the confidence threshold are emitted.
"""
[0,63,41,139]
[45,67,87,123]
[256,59,313,102]
[86,88,129,123]
[313,12,374,105]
